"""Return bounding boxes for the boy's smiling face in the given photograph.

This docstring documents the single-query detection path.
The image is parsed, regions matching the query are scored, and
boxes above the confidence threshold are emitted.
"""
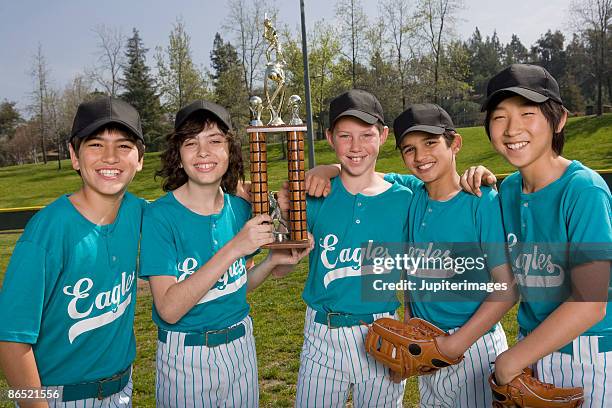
[488,95,566,170]
[326,116,388,179]
[399,131,461,183]
[69,129,143,198]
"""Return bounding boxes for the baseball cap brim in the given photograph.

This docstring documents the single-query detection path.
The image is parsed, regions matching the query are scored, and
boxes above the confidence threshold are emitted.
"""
[400,124,446,138]
[175,101,233,131]
[71,118,144,142]
[481,87,549,111]
[333,109,379,126]
[176,108,232,131]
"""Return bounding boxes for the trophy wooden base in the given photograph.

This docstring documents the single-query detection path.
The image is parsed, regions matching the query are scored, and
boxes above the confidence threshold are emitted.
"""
[262,240,311,249]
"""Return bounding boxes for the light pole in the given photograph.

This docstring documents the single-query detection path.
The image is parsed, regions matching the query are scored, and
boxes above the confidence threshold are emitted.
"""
[299,0,316,169]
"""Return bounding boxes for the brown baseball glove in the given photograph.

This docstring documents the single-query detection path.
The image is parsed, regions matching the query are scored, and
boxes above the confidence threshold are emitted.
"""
[364,317,464,379]
[489,368,584,407]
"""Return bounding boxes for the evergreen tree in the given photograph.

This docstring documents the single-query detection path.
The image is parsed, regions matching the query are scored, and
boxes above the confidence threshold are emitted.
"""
[504,34,529,65]
[122,28,166,149]
[530,30,566,81]
[0,100,21,138]
[467,28,504,101]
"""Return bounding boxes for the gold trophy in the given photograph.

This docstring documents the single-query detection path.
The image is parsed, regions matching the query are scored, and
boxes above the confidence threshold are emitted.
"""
[247,16,308,249]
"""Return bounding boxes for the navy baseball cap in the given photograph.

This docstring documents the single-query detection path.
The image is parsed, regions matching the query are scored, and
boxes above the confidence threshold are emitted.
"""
[481,64,563,112]
[70,96,144,142]
[393,104,455,148]
[175,100,233,131]
[329,89,385,128]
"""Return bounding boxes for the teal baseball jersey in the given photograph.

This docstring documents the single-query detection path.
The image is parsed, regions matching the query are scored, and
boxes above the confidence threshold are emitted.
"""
[304,176,413,315]
[499,161,612,335]
[139,192,251,332]
[0,193,144,385]
[385,173,507,330]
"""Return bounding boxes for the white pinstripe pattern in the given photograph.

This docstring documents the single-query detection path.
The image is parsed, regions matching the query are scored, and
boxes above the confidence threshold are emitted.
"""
[518,333,612,408]
[418,323,507,408]
[295,307,405,408]
[155,315,258,408]
[23,372,133,408]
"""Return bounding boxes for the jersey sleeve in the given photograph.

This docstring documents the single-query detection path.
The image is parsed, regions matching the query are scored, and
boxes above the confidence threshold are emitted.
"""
[383,172,422,191]
[566,186,612,267]
[0,240,54,343]
[139,211,179,278]
[476,188,508,270]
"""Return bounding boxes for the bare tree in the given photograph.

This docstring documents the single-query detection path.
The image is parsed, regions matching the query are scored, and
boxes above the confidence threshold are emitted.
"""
[380,0,418,110]
[417,0,462,104]
[88,25,125,96]
[6,122,39,165]
[29,43,49,164]
[570,0,611,115]
[44,87,63,169]
[335,0,368,87]
[223,0,278,94]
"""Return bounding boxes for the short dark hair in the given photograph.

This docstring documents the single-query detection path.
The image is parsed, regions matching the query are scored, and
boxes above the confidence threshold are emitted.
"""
[156,111,244,193]
[484,98,566,155]
[439,130,458,147]
[70,125,145,175]
[398,130,458,152]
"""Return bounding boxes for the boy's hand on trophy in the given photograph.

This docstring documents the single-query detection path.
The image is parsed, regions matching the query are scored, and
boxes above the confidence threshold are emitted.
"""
[232,214,274,257]
[276,181,291,221]
[270,233,314,278]
[277,181,291,212]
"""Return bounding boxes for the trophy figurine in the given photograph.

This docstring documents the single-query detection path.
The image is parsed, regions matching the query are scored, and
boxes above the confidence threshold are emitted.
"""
[263,15,287,126]
[249,96,264,126]
[288,95,303,125]
[269,192,290,242]
[246,16,308,249]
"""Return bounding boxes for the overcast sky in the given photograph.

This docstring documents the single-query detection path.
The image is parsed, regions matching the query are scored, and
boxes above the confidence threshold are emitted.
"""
[0,0,574,113]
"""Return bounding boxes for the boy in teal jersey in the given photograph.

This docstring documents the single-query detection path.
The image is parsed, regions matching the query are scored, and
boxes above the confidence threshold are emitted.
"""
[280,89,412,407]
[139,100,311,407]
[307,103,516,407]
[0,96,146,407]
[470,64,612,406]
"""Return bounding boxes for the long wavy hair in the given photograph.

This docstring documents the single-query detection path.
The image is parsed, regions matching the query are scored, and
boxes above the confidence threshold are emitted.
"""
[156,111,244,193]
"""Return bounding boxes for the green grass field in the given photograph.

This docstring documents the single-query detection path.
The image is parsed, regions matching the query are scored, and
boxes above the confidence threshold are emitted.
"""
[0,114,610,407]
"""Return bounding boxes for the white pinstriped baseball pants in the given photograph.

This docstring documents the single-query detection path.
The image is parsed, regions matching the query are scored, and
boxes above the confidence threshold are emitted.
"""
[155,316,258,408]
[417,323,507,408]
[524,333,612,408]
[295,307,405,407]
[17,373,133,408]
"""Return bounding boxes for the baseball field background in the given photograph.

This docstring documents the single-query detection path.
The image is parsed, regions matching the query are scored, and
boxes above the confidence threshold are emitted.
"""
[0,114,610,407]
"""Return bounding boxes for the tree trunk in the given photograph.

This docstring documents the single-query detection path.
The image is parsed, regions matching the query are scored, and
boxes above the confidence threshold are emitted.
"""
[57,135,62,170]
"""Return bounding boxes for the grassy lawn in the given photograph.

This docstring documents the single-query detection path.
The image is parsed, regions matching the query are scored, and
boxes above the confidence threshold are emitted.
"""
[0,114,609,406]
